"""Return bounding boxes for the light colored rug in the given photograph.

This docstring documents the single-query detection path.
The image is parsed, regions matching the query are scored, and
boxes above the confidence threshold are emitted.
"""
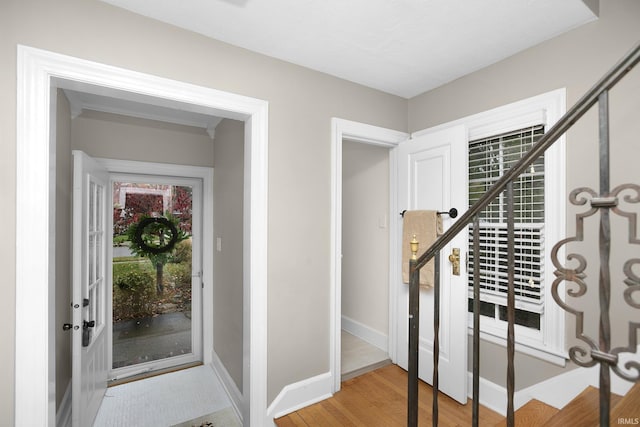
[171,407,242,427]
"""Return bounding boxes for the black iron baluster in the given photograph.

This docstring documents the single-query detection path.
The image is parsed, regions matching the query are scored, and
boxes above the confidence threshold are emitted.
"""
[506,182,516,427]
[598,90,612,427]
[408,240,420,427]
[472,215,481,427]
[433,252,441,427]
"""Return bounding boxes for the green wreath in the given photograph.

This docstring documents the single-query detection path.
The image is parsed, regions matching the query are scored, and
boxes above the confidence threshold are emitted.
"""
[131,216,180,255]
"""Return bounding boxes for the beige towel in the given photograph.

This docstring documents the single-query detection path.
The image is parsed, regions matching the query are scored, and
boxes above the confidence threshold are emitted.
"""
[402,210,443,288]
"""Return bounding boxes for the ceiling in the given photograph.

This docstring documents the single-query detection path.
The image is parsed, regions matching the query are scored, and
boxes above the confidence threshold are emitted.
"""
[100,0,597,99]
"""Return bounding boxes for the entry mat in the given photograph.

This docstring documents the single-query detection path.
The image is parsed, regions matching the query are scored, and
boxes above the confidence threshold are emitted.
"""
[171,407,242,427]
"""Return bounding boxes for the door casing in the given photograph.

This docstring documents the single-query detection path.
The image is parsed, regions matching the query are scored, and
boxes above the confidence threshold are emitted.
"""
[15,45,268,426]
[331,118,469,401]
[330,118,409,392]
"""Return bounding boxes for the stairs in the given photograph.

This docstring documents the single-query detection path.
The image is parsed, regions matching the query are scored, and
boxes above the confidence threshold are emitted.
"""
[495,399,558,427]
[495,382,640,426]
[610,381,640,426]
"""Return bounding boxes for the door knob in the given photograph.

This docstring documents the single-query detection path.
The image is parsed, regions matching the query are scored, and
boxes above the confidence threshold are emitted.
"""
[82,320,95,347]
[448,248,461,276]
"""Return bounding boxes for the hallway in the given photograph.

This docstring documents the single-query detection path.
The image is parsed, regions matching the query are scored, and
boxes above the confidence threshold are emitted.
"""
[341,330,390,381]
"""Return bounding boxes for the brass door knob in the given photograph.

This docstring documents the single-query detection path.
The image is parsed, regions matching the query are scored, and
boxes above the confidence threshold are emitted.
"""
[448,248,460,276]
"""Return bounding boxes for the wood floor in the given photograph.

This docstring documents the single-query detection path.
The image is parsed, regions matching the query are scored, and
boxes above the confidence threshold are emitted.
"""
[275,364,503,427]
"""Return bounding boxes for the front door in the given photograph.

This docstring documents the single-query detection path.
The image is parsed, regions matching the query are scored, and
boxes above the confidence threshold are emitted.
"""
[110,174,203,379]
[395,125,468,403]
[72,150,109,427]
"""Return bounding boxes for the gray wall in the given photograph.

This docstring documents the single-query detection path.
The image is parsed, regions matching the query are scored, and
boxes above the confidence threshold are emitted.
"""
[71,110,215,166]
[54,90,73,410]
[1,0,406,421]
[212,119,245,392]
[409,0,640,389]
[6,0,637,422]
[341,140,389,336]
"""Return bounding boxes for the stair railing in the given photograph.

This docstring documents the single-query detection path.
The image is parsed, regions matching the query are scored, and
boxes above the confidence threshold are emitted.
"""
[407,40,640,427]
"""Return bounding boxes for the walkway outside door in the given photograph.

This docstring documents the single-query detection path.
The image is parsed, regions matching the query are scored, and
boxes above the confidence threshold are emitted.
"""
[395,125,469,403]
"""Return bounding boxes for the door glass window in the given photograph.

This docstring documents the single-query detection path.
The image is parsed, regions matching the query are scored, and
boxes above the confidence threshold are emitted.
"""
[112,182,194,369]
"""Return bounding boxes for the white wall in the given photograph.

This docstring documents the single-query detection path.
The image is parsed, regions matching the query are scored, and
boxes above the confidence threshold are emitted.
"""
[341,140,389,338]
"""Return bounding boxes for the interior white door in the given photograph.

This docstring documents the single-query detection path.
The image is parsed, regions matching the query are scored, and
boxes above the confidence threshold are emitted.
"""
[395,125,468,403]
[72,150,109,427]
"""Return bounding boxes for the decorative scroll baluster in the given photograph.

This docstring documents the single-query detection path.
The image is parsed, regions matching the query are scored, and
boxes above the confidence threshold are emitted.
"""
[472,215,481,427]
[550,90,640,427]
[506,182,516,427]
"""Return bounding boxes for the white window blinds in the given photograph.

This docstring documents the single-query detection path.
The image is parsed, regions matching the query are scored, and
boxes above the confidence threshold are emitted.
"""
[468,125,545,314]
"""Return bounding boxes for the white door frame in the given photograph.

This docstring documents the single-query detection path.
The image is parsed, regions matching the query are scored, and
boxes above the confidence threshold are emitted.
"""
[15,45,269,426]
[330,118,409,392]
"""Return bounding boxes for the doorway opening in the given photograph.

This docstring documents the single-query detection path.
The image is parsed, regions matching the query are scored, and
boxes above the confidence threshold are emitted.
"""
[330,118,409,392]
[110,176,203,381]
[15,46,268,426]
[340,140,392,381]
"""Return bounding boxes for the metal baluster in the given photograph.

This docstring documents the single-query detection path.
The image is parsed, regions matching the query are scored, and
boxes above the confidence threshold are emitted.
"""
[506,182,515,427]
[598,90,612,427]
[433,252,441,427]
[472,215,481,427]
[408,236,420,427]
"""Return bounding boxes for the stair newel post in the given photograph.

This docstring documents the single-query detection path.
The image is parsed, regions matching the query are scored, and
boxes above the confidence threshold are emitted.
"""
[408,235,420,427]
[597,90,612,427]
[506,182,516,427]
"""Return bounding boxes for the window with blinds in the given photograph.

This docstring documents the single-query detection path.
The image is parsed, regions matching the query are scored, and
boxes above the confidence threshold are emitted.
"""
[467,125,545,330]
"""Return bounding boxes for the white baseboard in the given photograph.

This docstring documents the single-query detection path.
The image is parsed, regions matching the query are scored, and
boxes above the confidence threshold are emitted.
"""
[516,367,591,410]
[266,371,333,423]
[210,352,244,424]
[56,382,72,427]
[468,368,596,416]
[467,373,510,415]
[341,315,388,352]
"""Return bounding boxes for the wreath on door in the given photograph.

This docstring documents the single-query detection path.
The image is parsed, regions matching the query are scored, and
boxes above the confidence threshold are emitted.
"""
[129,216,181,255]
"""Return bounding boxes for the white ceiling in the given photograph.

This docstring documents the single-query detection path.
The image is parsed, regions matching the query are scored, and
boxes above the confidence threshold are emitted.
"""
[100,0,597,98]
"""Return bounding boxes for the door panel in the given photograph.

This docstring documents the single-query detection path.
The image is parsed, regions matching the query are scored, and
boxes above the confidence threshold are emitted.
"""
[396,125,468,403]
[72,151,109,427]
[110,178,202,377]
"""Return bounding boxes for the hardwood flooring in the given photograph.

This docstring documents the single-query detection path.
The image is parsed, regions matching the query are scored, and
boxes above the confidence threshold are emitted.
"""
[275,364,503,427]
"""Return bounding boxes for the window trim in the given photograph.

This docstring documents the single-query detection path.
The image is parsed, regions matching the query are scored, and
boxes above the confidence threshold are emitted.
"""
[416,89,567,365]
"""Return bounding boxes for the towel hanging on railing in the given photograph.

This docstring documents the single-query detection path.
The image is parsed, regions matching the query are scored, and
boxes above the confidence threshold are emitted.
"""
[401,210,443,289]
